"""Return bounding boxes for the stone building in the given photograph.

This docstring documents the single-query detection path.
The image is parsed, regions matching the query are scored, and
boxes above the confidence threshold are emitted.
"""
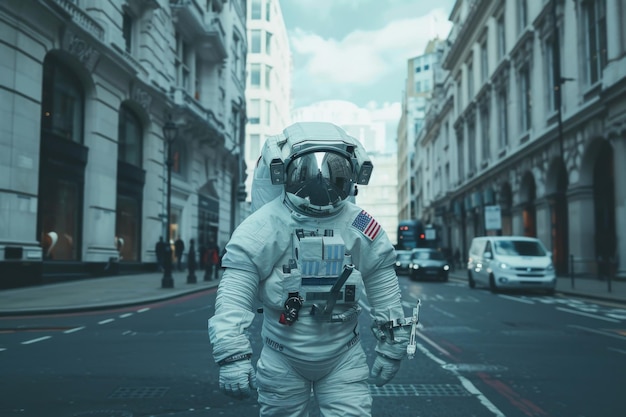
[0,0,248,287]
[415,0,625,278]
[243,0,292,215]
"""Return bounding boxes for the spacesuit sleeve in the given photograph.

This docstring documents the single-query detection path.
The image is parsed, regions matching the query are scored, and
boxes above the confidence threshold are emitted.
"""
[208,268,258,363]
[357,230,409,360]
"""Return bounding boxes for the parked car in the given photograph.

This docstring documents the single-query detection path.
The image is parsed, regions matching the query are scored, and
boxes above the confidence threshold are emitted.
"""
[467,236,556,294]
[409,249,450,281]
[395,250,413,275]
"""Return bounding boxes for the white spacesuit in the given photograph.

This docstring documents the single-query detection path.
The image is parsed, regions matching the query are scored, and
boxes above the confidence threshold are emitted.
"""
[208,122,412,417]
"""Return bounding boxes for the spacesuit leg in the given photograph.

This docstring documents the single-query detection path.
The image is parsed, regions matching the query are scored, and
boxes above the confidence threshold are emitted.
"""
[256,347,311,417]
[314,344,372,417]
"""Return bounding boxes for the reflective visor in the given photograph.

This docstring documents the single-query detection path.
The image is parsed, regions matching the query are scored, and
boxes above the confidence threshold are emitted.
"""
[285,151,353,207]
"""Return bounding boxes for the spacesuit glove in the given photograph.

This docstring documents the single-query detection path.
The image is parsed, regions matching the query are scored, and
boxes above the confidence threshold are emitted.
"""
[219,360,257,399]
[369,354,401,387]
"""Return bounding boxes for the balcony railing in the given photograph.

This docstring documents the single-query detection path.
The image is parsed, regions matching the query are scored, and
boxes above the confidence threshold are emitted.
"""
[50,0,105,41]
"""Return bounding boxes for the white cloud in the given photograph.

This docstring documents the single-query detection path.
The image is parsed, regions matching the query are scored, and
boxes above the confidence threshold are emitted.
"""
[290,8,451,88]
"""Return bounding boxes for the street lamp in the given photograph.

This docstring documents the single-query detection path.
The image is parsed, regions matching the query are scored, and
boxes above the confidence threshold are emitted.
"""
[161,117,178,289]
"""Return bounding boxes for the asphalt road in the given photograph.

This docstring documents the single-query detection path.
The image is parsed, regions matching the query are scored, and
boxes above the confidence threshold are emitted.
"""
[1,275,625,416]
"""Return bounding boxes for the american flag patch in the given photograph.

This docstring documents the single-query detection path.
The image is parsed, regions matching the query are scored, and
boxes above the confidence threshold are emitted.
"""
[351,210,381,241]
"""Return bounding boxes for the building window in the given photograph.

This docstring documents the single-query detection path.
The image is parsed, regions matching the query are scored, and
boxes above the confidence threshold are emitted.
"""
[497,88,508,149]
[497,14,506,60]
[232,107,240,142]
[518,65,532,132]
[118,105,143,167]
[122,11,133,53]
[265,65,272,89]
[583,0,607,85]
[467,120,476,173]
[248,99,260,124]
[265,0,271,21]
[415,80,422,93]
[250,0,262,19]
[517,0,527,35]
[480,104,490,162]
[480,40,488,82]
[176,33,191,92]
[251,30,261,53]
[248,134,261,160]
[265,100,271,126]
[265,31,273,55]
[171,141,185,175]
[545,39,557,112]
[456,129,465,182]
[41,56,84,143]
[250,63,261,87]
[467,61,474,99]
[116,195,140,262]
[415,66,421,73]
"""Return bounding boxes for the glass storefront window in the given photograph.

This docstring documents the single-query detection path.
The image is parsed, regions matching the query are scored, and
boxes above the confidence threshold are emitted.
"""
[116,195,140,262]
[39,178,80,260]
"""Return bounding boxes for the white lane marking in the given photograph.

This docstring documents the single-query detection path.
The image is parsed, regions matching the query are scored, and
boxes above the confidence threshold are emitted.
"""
[608,347,626,355]
[557,307,620,323]
[119,313,133,318]
[497,294,535,304]
[0,348,6,352]
[98,319,115,325]
[568,325,626,341]
[137,308,150,313]
[64,327,85,334]
[416,343,505,417]
[416,331,452,357]
[21,336,52,345]
[429,304,456,318]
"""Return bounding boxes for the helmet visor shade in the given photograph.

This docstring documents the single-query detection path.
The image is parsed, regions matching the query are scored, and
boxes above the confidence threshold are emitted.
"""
[285,151,353,207]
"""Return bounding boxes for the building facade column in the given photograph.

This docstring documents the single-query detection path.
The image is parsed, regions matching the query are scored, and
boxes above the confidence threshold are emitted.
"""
[567,185,596,275]
[611,136,626,278]
[534,197,552,248]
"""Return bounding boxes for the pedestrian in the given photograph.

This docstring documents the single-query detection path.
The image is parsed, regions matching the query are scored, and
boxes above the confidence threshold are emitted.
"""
[155,236,166,271]
[175,237,185,271]
[204,241,219,281]
[208,122,413,416]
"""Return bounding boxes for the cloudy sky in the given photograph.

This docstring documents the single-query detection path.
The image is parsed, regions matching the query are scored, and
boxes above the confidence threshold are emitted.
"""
[279,0,455,110]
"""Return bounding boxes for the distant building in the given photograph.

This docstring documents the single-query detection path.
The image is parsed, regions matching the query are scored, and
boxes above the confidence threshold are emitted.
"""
[417,0,626,278]
[0,0,248,286]
[292,100,400,245]
[244,0,292,215]
[397,39,445,223]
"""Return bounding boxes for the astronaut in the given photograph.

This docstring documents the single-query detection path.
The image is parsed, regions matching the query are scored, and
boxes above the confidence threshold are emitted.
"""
[208,122,412,416]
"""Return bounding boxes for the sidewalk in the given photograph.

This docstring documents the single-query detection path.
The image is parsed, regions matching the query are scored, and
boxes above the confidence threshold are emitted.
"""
[0,270,624,316]
[0,271,221,316]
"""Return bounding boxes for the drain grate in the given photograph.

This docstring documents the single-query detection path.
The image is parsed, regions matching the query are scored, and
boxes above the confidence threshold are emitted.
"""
[109,386,170,399]
[369,383,471,397]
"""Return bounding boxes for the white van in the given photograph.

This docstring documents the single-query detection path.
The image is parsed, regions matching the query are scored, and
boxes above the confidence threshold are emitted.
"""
[467,236,556,294]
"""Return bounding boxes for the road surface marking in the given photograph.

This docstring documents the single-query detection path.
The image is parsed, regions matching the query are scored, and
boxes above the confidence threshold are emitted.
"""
[119,313,133,318]
[21,336,51,345]
[557,307,619,322]
[498,294,535,304]
[64,327,85,334]
[98,319,115,325]
[568,325,626,340]
[416,343,505,416]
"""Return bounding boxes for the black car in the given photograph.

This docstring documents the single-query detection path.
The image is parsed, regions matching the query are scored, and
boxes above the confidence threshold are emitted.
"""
[394,250,413,275]
[409,249,450,281]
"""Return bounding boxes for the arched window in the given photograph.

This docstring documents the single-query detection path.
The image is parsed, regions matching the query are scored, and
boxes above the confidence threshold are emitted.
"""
[41,55,84,143]
[118,104,143,167]
[38,55,86,261]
